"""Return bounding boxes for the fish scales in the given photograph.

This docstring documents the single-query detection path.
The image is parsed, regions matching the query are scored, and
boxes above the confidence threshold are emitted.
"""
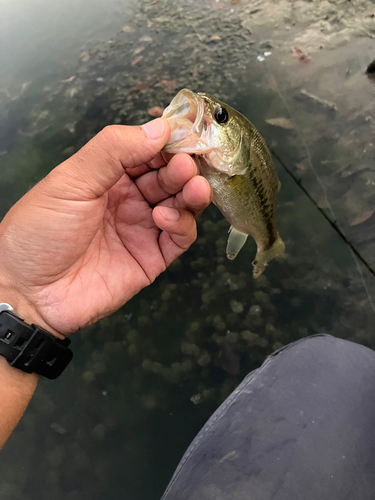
[162,89,285,277]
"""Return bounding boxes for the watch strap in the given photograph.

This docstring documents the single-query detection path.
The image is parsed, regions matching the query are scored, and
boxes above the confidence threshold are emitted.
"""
[0,305,73,379]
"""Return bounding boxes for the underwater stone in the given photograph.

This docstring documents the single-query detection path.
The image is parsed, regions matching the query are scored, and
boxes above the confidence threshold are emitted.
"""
[190,321,200,332]
[248,304,262,317]
[142,359,163,374]
[181,343,200,357]
[227,312,240,326]
[257,337,269,348]
[201,290,217,304]
[190,393,202,405]
[230,299,244,313]
[265,323,278,338]
[241,330,258,344]
[48,444,66,467]
[162,367,176,384]
[240,330,252,340]
[225,331,239,343]
[104,341,123,354]
[161,289,172,301]
[291,297,302,307]
[141,394,157,410]
[92,362,107,375]
[137,315,151,327]
[273,341,284,351]
[213,315,226,331]
[212,333,224,345]
[254,274,271,290]
[197,352,211,367]
[91,424,106,440]
[253,290,271,305]
[181,359,194,373]
[216,264,226,273]
[128,344,137,356]
[82,371,96,383]
[153,311,163,321]
[236,279,247,290]
[171,362,183,375]
[127,329,138,343]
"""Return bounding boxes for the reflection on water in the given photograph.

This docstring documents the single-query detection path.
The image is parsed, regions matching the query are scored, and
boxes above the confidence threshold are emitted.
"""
[1,0,137,87]
[1,0,375,498]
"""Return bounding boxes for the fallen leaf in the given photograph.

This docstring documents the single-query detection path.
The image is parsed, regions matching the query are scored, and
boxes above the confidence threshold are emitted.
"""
[155,79,177,92]
[153,16,169,23]
[231,0,241,4]
[148,106,164,117]
[296,163,306,171]
[50,422,67,435]
[350,210,375,226]
[140,35,153,42]
[299,89,337,111]
[61,76,76,83]
[149,0,160,3]
[291,47,310,64]
[266,117,294,129]
[130,82,150,93]
[147,20,153,28]
[123,25,135,33]
[21,81,31,92]
[133,46,145,55]
[209,34,221,42]
[81,51,90,62]
[212,1,225,9]
[192,65,199,78]
[131,56,143,66]
[165,80,177,92]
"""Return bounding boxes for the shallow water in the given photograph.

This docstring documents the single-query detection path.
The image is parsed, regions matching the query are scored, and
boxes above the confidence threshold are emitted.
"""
[1,0,375,498]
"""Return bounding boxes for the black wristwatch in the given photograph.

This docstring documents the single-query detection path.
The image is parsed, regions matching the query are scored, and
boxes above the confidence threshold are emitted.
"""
[0,303,73,379]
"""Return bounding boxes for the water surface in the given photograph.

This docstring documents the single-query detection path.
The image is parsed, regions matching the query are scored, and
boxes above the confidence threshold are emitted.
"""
[1,1,375,498]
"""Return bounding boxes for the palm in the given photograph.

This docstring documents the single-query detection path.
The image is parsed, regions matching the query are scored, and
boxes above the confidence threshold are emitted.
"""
[2,150,210,335]
[37,174,166,333]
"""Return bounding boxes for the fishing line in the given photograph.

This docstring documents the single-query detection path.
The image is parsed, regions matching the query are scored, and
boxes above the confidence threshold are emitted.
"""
[265,63,375,312]
[272,150,375,280]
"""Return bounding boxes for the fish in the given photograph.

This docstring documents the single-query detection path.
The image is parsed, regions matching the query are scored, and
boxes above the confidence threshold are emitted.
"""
[162,89,285,278]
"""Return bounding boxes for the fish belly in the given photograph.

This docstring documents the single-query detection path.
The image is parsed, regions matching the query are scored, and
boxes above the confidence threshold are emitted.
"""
[196,157,284,277]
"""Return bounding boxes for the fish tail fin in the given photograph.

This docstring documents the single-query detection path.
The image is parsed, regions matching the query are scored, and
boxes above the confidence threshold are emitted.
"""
[252,235,285,278]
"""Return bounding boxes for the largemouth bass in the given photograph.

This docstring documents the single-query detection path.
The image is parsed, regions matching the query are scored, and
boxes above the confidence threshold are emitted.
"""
[162,89,285,278]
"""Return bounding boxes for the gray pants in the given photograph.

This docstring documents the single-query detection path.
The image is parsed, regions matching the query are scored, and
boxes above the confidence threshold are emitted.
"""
[162,334,375,500]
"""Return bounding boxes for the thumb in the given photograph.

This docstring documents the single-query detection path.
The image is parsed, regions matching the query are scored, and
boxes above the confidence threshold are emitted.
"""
[49,118,171,199]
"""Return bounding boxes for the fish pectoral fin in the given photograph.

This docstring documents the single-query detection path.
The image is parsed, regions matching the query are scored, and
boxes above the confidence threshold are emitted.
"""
[226,227,248,260]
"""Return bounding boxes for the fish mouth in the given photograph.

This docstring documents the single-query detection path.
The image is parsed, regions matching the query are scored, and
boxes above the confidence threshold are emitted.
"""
[162,89,211,153]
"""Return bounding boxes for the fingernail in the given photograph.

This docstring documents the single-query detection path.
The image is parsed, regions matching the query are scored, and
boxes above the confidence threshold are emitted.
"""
[141,118,165,140]
[158,206,180,221]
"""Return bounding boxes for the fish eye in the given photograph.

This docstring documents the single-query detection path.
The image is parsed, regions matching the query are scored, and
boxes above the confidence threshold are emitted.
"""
[214,106,229,125]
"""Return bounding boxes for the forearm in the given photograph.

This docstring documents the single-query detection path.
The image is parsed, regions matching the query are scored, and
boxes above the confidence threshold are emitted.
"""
[0,287,46,449]
[0,357,39,449]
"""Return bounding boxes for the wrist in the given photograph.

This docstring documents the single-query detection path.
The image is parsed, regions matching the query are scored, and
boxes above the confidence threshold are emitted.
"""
[0,282,64,340]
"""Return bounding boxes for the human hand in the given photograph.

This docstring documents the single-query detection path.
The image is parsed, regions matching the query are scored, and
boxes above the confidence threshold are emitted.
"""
[0,119,212,336]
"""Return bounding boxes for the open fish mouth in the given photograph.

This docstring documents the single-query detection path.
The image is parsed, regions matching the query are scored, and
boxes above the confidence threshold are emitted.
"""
[163,89,213,153]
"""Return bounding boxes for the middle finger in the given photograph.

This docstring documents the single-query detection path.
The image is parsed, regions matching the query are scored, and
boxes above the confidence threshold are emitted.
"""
[135,153,198,205]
